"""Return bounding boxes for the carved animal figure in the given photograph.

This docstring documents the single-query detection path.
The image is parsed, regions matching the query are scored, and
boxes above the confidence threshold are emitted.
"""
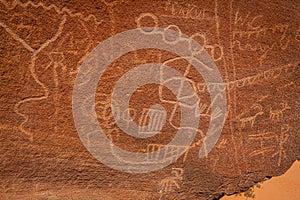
[239,104,264,128]
[270,102,291,121]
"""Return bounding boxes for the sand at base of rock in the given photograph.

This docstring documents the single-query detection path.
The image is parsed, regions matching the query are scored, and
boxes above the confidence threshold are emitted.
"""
[221,161,300,200]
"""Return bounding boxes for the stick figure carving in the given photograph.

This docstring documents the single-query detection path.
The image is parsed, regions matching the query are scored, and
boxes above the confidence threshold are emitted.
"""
[159,168,183,194]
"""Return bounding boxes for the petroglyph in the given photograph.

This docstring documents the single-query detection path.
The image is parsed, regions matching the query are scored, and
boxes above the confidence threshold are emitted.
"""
[217,138,228,149]
[248,131,277,158]
[10,15,66,141]
[0,0,103,25]
[1,0,299,199]
[146,144,190,164]
[159,168,183,196]
[272,124,291,166]
[270,102,291,121]
[163,0,214,21]
[196,62,299,93]
[238,104,264,129]
[233,11,291,65]
[190,33,224,61]
[138,107,166,136]
[234,9,259,27]
[135,12,159,32]
[1,0,105,140]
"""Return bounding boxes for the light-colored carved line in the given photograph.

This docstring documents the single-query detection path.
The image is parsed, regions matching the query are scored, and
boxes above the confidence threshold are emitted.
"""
[159,168,183,194]
[237,63,293,84]
[1,0,103,25]
[13,16,66,141]
[233,23,290,38]
[280,81,295,89]
[163,0,214,22]
[35,15,66,54]
[249,146,274,157]
[160,14,214,22]
[214,0,220,38]
[214,0,244,173]
[270,102,291,121]
[272,125,290,166]
[233,39,290,66]
[229,0,242,175]
[232,23,290,66]
[238,104,264,128]
[197,62,298,92]
[101,0,127,7]
[0,21,34,52]
[249,132,274,138]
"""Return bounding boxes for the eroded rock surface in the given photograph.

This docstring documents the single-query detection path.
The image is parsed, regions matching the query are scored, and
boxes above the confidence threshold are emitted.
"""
[0,0,299,199]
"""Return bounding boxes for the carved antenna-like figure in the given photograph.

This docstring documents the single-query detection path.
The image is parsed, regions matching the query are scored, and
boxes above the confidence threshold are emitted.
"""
[272,124,290,166]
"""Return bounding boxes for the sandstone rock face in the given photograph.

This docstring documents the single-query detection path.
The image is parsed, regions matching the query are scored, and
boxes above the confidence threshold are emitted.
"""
[0,0,299,199]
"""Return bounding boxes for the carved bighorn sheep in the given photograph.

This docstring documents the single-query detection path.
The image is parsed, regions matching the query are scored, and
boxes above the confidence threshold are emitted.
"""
[238,104,264,128]
[270,102,291,121]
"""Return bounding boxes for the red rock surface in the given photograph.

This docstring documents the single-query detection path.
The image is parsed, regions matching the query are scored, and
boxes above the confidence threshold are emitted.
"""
[0,0,299,199]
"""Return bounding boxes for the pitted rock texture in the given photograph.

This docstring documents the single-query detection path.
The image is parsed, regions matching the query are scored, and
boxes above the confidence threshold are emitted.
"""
[0,0,299,199]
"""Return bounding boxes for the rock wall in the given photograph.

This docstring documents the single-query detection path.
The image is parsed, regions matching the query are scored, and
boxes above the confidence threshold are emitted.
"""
[0,0,299,199]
